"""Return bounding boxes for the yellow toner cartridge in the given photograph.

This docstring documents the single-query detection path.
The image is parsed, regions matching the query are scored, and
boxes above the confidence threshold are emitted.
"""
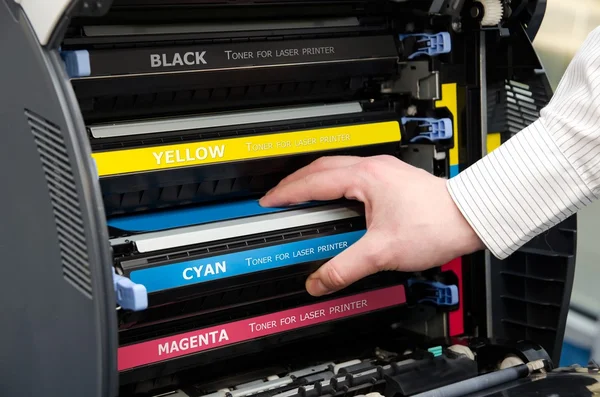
[0,1,582,397]
[90,100,407,215]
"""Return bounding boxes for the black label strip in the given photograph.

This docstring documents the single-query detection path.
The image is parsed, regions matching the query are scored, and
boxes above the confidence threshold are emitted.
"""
[87,35,398,77]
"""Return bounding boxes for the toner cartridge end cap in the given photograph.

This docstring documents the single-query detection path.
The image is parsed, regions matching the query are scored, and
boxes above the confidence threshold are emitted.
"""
[112,268,148,311]
[60,49,91,78]
[399,32,452,59]
[402,118,453,143]
[407,279,459,306]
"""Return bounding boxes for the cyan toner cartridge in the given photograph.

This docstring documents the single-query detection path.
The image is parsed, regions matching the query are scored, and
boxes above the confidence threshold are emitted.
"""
[111,200,365,304]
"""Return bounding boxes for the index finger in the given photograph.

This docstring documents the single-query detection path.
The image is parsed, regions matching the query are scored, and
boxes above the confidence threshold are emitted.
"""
[259,166,364,207]
[275,156,364,188]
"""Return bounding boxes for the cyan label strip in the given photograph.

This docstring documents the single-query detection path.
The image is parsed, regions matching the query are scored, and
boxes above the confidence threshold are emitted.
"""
[129,230,365,293]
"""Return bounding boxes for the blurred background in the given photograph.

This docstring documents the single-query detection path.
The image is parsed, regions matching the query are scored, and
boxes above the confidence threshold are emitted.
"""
[532,0,600,366]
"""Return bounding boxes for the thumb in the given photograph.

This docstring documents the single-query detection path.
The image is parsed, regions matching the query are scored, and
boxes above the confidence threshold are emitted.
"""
[305,232,385,296]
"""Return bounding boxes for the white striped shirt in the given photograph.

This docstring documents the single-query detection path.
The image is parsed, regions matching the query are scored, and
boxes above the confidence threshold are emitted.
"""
[447,26,600,260]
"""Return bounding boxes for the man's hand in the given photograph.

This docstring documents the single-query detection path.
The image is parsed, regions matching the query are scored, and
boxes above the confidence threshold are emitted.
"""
[259,155,484,296]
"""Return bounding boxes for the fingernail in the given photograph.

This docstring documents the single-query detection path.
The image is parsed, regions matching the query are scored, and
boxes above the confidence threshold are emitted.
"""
[307,277,331,296]
[259,190,273,205]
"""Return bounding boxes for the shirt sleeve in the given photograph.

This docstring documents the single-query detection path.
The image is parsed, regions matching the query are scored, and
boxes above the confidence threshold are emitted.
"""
[446,26,600,260]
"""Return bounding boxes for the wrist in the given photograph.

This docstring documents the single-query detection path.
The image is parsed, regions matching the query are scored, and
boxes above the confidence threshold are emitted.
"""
[443,179,486,255]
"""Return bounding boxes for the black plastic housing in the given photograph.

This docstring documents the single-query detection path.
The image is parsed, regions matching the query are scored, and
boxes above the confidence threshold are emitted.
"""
[0,2,118,396]
[481,25,577,365]
[489,216,577,366]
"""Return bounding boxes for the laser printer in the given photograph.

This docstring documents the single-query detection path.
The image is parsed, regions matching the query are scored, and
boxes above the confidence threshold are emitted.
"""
[0,0,591,396]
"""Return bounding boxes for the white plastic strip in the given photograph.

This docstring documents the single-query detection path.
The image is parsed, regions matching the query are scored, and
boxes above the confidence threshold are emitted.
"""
[230,377,293,397]
[288,363,333,378]
[154,391,192,397]
[83,18,360,37]
[110,204,363,253]
[15,0,72,45]
[89,102,363,139]
[273,389,301,397]
[332,359,361,374]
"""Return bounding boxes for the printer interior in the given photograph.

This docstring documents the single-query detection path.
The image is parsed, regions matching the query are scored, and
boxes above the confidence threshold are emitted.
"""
[61,0,457,216]
[64,2,469,393]
[0,0,579,396]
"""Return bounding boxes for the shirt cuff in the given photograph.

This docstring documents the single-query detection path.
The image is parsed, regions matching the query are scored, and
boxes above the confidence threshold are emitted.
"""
[446,118,595,260]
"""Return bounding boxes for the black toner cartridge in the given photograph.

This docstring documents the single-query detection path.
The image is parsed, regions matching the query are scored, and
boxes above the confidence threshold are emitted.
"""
[61,15,402,123]
[62,35,398,80]
[0,1,582,397]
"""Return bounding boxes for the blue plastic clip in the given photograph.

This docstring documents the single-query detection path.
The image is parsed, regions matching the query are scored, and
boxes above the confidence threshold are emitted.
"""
[113,268,148,311]
[408,279,458,306]
[401,117,453,142]
[60,50,91,78]
[399,32,452,59]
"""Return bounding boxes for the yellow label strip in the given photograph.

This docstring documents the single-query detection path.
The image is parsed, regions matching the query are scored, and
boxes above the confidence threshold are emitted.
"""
[487,132,502,154]
[435,83,459,167]
[92,121,401,177]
